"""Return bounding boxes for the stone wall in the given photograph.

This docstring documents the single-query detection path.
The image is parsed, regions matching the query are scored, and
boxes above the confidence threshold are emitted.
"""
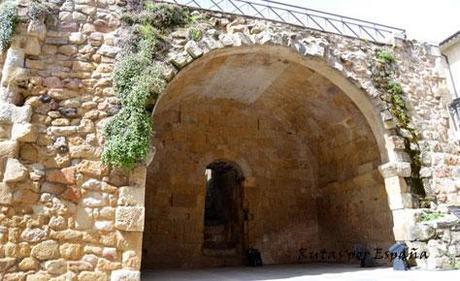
[0,0,458,280]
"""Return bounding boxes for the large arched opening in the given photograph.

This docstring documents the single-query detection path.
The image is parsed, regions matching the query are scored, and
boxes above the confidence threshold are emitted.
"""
[142,46,394,270]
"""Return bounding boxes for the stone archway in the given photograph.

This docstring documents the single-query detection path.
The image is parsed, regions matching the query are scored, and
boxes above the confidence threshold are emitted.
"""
[140,45,402,269]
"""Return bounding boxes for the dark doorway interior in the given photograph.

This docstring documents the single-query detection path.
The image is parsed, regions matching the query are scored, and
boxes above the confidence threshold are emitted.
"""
[203,161,245,258]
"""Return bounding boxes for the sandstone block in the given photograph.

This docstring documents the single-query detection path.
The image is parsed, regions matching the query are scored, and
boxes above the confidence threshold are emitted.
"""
[61,186,81,203]
[110,269,140,281]
[31,240,60,260]
[59,243,82,260]
[117,186,144,206]
[0,183,13,205]
[98,45,120,58]
[48,88,80,100]
[46,167,76,184]
[122,250,140,270]
[69,144,96,158]
[11,123,37,142]
[25,37,41,56]
[25,271,51,281]
[49,216,67,231]
[82,191,107,207]
[13,188,38,203]
[379,162,412,178]
[78,160,108,177]
[77,271,107,281]
[0,103,32,124]
[18,257,39,271]
[27,21,47,41]
[21,228,48,243]
[411,223,436,241]
[0,140,18,158]
[0,257,16,272]
[96,258,121,271]
[50,229,83,241]
[184,40,203,58]
[88,32,104,46]
[45,258,67,275]
[4,158,28,183]
[95,220,114,231]
[115,207,144,232]
[169,52,192,69]
[49,272,77,281]
[68,260,93,272]
[75,207,93,230]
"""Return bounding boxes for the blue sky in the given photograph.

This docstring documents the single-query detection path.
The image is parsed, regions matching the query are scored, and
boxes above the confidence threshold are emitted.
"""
[282,0,459,43]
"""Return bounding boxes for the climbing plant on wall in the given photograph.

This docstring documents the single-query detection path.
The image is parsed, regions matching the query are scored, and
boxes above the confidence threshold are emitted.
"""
[370,49,426,197]
[102,2,191,169]
[0,0,19,52]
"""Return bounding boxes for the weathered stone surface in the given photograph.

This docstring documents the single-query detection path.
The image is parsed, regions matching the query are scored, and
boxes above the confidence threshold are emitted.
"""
[28,21,47,41]
[25,271,51,281]
[18,257,39,271]
[44,259,67,275]
[25,37,41,56]
[77,271,107,281]
[78,160,108,177]
[75,207,93,230]
[4,158,28,183]
[11,123,37,142]
[59,243,82,260]
[0,140,18,158]
[110,269,140,281]
[82,191,107,207]
[46,167,76,184]
[411,224,436,241]
[115,207,145,232]
[98,45,121,58]
[21,228,48,243]
[184,40,203,58]
[31,240,60,260]
[49,216,67,231]
[0,257,16,272]
[0,183,13,205]
[117,186,144,206]
[0,104,32,124]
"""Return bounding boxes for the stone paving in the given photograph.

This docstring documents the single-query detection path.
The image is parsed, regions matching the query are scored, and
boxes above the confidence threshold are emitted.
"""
[142,264,460,281]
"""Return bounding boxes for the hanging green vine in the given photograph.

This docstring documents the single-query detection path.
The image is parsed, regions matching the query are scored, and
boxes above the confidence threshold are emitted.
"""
[102,2,191,169]
[0,0,19,52]
[371,49,425,197]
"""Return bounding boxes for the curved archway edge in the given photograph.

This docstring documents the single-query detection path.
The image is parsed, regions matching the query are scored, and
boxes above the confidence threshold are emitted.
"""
[153,45,390,163]
[135,42,418,272]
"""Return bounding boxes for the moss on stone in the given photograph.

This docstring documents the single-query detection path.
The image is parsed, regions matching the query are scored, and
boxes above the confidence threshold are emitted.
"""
[371,49,426,198]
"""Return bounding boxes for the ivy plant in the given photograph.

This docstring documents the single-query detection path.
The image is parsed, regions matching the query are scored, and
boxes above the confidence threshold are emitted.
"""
[0,0,18,52]
[102,3,189,169]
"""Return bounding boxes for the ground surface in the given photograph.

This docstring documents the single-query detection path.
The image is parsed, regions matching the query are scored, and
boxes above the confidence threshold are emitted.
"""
[142,264,460,280]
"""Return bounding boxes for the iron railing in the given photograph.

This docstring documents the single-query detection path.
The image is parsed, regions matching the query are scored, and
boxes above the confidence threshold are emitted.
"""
[156,0,406,43]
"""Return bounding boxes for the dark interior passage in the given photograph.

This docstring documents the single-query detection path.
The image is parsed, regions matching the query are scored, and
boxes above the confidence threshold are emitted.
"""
[203,161,244,257]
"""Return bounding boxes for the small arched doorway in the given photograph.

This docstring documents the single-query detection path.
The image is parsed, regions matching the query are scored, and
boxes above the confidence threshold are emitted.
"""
[203,160,245,261]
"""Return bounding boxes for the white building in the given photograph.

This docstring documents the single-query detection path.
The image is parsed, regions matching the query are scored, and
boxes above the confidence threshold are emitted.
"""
[440,31,460,135]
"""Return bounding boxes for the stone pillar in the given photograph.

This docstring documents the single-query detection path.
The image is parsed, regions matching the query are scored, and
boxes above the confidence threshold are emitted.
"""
[379,162,418,241]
